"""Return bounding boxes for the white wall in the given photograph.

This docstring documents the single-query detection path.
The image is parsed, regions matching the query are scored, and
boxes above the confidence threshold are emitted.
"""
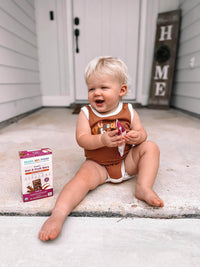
[0,0,42,123]
[171,0,200,116]
[158,0,179,13]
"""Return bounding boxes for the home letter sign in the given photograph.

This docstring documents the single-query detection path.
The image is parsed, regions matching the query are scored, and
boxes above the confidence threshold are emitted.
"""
[148,10,181,109]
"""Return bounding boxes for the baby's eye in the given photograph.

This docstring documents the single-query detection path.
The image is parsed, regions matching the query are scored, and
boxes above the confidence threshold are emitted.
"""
[101,87,107,89]
[89,88,95,92]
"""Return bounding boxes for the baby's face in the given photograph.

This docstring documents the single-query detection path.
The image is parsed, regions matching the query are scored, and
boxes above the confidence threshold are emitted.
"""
[87,73,127,114]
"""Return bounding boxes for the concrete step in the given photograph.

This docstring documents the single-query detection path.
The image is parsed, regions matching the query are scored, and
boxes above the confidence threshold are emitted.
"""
[1,216,200,267]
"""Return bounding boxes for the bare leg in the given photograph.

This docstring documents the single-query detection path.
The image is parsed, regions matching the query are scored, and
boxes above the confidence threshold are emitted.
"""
[38,160,107,241]
[125,141,164,207]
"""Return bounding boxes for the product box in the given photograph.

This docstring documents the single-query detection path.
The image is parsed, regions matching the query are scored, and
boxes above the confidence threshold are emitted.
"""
[19,148,53,202]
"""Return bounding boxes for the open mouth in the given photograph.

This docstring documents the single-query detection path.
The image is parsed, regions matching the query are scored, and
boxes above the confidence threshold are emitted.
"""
[95,100,104,104]
[95,100,104,107]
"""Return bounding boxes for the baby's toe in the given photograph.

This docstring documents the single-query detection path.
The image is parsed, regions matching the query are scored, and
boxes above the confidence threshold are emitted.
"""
[39,230,46,241]
[49,228,59,240]
[152,197,164,207]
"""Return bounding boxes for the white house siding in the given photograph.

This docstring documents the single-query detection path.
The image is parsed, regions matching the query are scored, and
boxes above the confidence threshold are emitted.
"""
[171,0,200,116]
[0,0,41,123]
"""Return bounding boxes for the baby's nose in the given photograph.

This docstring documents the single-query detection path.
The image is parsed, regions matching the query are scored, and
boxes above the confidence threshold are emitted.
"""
[94,88,102,95]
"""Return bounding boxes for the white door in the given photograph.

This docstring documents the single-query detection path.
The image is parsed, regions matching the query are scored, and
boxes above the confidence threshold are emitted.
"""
[73,0,140,101]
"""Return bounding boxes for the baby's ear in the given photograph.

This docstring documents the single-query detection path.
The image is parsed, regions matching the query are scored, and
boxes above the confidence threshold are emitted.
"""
[120,84,127,96]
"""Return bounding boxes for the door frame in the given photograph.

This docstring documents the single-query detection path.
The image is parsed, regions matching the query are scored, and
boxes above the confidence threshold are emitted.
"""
[64,0,159,106]
[136,0,159,105]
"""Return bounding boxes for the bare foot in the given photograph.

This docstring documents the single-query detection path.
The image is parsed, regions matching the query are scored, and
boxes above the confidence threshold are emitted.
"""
[38,212,66,241]
[135,185,164,207]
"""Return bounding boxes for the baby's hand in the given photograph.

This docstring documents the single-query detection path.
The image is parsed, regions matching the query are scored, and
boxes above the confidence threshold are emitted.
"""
[101,129,125,147]
[124,130,141,145]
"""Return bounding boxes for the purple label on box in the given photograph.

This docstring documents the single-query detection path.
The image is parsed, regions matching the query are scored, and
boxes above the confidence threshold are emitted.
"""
[19,148,52,159]
[23,188,53,202]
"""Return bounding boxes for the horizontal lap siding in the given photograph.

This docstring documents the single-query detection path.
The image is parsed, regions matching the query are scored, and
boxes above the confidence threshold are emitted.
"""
[171,0,200,115]
[0,0,41,123]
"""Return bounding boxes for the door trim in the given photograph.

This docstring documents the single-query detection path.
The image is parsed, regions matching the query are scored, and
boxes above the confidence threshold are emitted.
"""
[65,0,75,103]
[136,0,159,105]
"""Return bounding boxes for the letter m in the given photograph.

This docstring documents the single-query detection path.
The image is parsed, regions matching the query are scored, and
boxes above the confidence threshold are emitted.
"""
[154,65,169,80]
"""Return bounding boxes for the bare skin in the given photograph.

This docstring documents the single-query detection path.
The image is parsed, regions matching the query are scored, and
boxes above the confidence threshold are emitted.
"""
[125,140,164,207]
[38,141,163,241]
[38,72,164,242]
[38,160,107,241]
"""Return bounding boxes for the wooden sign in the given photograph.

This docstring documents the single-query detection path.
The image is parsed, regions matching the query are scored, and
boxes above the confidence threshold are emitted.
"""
[148,10,181,109]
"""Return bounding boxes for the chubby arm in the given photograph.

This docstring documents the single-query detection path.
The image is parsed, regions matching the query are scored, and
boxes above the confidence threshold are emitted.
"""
[124,109,147,145]
[76,110,125,150]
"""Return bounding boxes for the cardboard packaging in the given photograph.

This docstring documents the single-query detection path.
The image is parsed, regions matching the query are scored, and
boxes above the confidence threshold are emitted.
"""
[19,148,53,202]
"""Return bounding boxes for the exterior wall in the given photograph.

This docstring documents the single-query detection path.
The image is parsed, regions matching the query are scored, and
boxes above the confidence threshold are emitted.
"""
[158,0,179,13]
[0,0,41,123]
[171,0,200,116]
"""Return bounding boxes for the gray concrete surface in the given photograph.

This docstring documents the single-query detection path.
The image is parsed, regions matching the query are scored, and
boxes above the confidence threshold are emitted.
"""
[0,107,199,218]
[0,216,200,267]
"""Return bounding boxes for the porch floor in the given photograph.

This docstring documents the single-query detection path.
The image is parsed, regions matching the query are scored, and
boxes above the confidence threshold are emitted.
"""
[0,107,199,218]
[1,107,200,266]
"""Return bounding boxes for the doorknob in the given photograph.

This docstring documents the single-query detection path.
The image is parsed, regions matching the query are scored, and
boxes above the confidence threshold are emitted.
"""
[74,28,80,53]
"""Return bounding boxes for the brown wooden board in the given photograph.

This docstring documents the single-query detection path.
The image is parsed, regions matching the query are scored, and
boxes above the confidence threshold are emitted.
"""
[148,10,181,109]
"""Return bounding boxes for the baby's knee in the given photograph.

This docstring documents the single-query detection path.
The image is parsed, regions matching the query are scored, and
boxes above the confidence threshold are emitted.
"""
[143,140,160,155]
[78,161,106,190]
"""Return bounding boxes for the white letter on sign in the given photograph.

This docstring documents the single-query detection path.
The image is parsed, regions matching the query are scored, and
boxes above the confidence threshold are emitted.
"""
[155,82,166,96]
[154,65,169,80]
[159,25,173,41]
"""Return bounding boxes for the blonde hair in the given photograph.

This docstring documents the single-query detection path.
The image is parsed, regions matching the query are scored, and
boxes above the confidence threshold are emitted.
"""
[85,56,129,85]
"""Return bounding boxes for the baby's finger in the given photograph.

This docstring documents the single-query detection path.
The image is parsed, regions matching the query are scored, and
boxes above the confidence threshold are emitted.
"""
[125,136,137,143]
[127,132,138,138]
[118,140,125,146]
[111,135,123,143]
[125,134,134,140]
[124,140,132,145]
[109,129,118,136]
[111,139,125,147]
